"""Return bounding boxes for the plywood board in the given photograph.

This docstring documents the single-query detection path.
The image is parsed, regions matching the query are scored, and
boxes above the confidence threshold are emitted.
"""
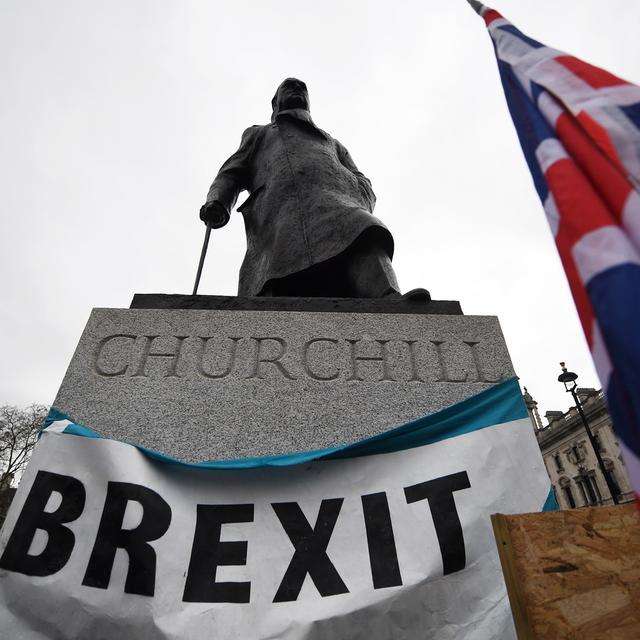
[492,504,640,640]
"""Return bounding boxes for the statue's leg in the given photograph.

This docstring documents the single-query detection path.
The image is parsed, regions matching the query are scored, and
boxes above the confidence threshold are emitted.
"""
[258,230,401,298]
[344,237,401,298]
[258,259,350,297]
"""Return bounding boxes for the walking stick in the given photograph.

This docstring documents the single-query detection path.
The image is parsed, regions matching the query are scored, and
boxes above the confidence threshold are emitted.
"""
[192,220,213,295]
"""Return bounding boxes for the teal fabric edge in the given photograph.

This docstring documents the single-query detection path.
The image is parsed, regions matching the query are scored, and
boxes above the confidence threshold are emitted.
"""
[44,377,527,470]
[542,488,559,511]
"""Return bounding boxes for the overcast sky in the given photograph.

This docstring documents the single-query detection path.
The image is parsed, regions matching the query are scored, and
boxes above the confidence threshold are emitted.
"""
[2,0,639,419]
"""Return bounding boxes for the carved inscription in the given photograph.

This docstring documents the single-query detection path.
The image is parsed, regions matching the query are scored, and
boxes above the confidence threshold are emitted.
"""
[303,339,339,381]
[131,335,188,378]
[346,339,393,382]
[463,341,503,383]
[92,334,509,384]
[197,337,242,379]
[93,334,136,377]
[247,338,296,380]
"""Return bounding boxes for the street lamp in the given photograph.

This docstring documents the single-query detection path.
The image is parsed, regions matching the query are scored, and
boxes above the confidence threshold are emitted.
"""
[557,362,620,505]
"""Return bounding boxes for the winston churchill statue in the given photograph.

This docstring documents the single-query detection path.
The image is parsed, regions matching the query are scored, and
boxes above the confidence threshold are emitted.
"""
[200,78,427,300]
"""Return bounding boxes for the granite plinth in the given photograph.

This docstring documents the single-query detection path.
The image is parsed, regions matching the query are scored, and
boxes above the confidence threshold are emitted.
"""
[53,305,515,462]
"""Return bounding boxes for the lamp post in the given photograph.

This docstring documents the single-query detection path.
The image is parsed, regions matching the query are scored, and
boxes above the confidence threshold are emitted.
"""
[557,362,620,505]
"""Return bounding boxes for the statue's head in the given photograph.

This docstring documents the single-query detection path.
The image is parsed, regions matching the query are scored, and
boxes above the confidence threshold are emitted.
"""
[271,78,309,119]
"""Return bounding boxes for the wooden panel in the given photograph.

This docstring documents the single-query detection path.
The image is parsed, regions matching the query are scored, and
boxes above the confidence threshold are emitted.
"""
[492,504,640,640]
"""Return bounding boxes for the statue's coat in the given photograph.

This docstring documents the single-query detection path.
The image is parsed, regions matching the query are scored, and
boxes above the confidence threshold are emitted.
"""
[205,108,393,296]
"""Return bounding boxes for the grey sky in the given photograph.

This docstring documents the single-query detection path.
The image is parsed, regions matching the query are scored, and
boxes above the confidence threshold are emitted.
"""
[2,0,639,418]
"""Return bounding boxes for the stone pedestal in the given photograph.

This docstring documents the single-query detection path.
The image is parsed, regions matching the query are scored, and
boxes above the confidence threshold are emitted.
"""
[52,295,516,462]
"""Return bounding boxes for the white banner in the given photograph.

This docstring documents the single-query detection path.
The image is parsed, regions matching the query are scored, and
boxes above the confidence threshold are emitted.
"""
[0,379,552,639]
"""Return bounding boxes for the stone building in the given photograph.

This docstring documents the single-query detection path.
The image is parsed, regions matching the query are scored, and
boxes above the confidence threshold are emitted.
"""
[523,387,634,508]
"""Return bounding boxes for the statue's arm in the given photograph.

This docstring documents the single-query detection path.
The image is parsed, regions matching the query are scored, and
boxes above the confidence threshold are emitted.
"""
[200,126,259,227]
[336,140,376,212]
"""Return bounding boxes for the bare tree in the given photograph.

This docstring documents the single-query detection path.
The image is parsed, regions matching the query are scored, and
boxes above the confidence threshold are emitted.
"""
[0,404,48,488]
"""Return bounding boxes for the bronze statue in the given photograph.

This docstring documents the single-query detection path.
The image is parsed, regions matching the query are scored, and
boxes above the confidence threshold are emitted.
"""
[200,78,428,300]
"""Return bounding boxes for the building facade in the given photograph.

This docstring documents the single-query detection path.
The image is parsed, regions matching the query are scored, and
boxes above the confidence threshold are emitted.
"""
[524,387,634,508]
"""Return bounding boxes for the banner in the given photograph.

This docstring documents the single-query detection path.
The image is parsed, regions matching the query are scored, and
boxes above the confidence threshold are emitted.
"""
[0,379,553,639]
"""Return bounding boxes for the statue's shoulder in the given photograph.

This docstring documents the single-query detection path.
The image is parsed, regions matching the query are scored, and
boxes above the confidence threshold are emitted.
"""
[332,136,348,153]
[238,125,266,151]
[241,124,264,138]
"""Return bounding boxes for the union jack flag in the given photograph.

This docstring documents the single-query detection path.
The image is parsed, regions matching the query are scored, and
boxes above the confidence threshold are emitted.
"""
[469,1,640,505]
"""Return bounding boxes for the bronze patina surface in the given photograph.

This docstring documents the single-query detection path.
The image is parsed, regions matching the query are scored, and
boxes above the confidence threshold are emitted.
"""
[200,78,402,298]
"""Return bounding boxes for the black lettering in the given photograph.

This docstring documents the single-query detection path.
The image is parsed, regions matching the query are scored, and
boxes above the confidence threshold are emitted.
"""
[272,499,348,602]
[82,482,171,596]
[183,504,254,603]
[404,471,471,575]
[0,470,85,576]
[361,492,402,589]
